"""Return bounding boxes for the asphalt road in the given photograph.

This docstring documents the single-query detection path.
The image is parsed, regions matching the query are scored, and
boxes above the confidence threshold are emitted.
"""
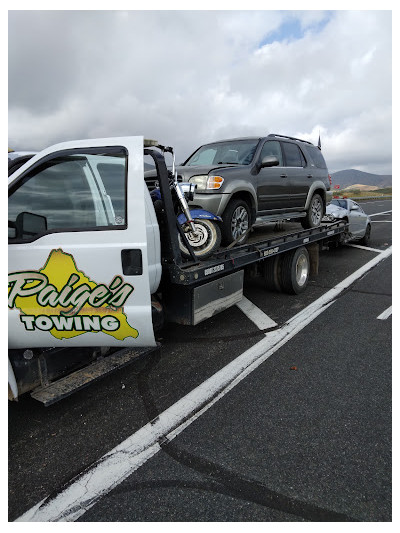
[8,199,392,522]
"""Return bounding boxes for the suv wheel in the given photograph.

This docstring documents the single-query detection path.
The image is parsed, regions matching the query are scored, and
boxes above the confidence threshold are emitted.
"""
[221,199,251,245]
[301,193,323,229]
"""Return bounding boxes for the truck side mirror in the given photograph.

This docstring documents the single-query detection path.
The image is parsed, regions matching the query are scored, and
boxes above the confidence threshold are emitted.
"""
[15,212,48,240]
[259,155,279,168]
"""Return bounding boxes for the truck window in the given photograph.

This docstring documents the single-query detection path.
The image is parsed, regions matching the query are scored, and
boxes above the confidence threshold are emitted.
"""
[8,151,127,242]
[95,162,126,223]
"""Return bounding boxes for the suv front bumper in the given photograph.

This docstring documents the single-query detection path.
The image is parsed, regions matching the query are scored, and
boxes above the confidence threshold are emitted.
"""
[189,192,231,217]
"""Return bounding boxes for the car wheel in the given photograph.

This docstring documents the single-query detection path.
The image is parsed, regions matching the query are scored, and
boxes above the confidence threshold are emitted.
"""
[280,246,310,294]
[221,199,251,245]
[360,224,371,245]
[301,193,324,229]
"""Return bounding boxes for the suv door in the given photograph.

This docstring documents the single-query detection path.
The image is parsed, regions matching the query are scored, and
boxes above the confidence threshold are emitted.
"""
[256,140,289,213]
[8,137,156,349]
[280,141,310,209]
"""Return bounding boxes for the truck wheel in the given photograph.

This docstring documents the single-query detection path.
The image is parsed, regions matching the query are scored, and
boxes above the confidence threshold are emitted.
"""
[263,255,282,292]
[301,193,323,228]
[360,224,371,245]
[280,246,310,294]
[221,199,251,245]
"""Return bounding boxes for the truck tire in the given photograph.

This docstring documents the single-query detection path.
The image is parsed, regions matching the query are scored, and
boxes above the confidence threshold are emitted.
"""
[221,199,251,245]
[301,193,323,229]
[263,255,282,292]
[280,246,310,294]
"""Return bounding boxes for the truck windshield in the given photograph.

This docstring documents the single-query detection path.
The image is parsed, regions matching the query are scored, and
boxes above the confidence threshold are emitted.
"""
[184,139,259,167]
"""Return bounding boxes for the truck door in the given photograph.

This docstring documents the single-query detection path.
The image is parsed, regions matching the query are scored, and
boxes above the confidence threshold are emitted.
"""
[8,136,156,349]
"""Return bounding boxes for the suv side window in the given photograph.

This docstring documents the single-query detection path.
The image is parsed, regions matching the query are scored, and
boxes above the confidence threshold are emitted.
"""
[304,145,327,169]
[259,141,283,166]
[282,142,307,167]
[8,150,127,242]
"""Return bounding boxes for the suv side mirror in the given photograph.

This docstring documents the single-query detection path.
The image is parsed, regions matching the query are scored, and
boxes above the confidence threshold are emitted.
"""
[260,155,279,168]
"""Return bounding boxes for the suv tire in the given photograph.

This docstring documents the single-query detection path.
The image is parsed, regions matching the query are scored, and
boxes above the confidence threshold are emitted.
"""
[221,199,251,245]
[301,193,323,229]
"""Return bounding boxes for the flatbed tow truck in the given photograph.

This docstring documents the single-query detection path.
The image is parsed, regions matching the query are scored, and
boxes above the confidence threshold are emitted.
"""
[8,137,347,405]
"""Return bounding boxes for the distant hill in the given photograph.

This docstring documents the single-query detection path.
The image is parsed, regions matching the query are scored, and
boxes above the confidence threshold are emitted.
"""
[330,169,392,189]
[342,183,380,191]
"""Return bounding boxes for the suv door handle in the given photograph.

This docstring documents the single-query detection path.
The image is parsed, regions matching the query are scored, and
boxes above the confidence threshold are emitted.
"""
[280,174,287,178]
[307,174,313,178]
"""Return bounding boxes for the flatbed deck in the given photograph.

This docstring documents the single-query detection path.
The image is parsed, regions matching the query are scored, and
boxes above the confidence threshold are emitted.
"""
[165,220,348,285]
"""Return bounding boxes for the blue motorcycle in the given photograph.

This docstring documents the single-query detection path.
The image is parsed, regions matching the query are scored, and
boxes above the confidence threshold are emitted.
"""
[150,147,221,260]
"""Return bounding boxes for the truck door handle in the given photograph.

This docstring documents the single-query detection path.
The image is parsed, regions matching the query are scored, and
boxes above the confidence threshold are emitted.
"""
[280,174,287,178]
[307,174,313,178]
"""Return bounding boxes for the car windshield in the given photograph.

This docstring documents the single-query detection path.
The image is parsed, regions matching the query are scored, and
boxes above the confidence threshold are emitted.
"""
[184,139,259,167]
[331,199,348,209]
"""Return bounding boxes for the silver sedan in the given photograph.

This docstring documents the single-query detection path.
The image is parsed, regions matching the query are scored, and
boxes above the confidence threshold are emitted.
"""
[323,198,371,244]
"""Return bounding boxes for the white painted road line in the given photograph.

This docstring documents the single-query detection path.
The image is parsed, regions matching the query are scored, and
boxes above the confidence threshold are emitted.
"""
[17,245,392,522]
[347,244,384,253]
[369,210,392,217]
[377,306,392,320]
[236,296,277,330]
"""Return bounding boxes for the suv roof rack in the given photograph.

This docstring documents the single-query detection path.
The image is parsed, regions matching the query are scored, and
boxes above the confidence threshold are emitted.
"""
[267,133,313,146]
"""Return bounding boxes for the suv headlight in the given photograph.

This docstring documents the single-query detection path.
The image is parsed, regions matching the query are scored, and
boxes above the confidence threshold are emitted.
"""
[189,175,224,191]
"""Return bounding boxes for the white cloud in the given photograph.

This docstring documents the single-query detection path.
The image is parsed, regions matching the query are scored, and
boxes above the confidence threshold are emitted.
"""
[8,10,392,174]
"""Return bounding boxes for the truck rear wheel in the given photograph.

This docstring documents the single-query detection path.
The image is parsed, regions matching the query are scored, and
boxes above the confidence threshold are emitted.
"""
[280,246,310,294]
[263,255,282,292]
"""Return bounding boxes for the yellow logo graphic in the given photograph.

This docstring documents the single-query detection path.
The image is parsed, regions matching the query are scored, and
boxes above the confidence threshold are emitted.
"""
[8,249,139,340]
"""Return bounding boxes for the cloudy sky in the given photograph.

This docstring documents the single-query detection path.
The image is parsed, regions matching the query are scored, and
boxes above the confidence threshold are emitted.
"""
[8,8,392,174]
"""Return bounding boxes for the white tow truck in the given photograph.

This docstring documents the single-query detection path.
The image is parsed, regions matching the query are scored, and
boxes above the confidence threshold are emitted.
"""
[8,136,347,405]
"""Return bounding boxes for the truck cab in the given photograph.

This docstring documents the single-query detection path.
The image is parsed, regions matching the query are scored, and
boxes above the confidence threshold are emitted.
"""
[8,137,167,400]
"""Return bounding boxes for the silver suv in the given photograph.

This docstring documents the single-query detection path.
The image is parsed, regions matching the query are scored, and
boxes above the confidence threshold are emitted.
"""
[173,134,331,245]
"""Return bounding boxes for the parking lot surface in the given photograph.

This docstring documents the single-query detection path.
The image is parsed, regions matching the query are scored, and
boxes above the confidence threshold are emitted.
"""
[9,199,392,522]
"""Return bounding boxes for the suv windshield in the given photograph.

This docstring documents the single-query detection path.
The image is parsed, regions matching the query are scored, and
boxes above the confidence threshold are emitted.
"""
[184,139,259,167]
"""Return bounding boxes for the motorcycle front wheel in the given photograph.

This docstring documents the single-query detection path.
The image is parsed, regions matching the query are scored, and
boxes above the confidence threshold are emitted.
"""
[179,219,221,260]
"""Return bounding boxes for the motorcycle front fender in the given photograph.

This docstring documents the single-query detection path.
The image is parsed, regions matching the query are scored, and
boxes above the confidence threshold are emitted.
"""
[177,209,222,224]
